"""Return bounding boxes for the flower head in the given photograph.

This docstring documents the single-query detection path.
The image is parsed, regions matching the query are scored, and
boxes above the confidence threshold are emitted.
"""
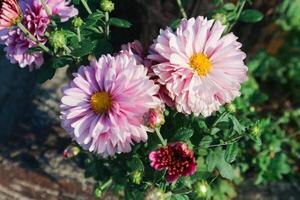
[60,53,160,157]
[0,0,78,69]
[149,142,197,182]
[143,107,165,130]
[148,16,248,117]
[0,0,21,31]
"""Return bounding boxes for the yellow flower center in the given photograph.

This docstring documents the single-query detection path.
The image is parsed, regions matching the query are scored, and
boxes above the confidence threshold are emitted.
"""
[189,53,212,76]
[90,92,112,114]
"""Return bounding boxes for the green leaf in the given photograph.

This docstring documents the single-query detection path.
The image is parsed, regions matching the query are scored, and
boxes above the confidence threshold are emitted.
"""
[199,136,213,148]
[71,40,97,57]
[51,57,72,69]
[36,66,56,83]
[206,150,220,172]
[218,161,235,180]
[239,9,264,23]
[223,3,235,11]
[109,18,132,28]
[172,194,189,200]
[169,19,181,29]
[172,127,194,142]
[127,156,144,172]
[225,143,239,163]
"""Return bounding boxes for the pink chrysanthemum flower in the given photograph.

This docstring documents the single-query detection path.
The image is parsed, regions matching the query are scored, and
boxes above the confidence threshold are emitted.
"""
[148,16,248,117]
[149,142,197,183]
[0,0,78,70]
[0,0,21,31]
[60,54,160,157]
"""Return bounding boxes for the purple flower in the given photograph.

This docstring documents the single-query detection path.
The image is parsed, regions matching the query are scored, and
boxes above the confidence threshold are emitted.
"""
[0,0,78,70]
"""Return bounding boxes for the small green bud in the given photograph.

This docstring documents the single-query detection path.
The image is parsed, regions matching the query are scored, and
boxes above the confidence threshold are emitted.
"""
[194,180,209,198]
[131,170,142,185]
[72,17,83,28]
[145,188,170,200]
[226,103,237,113]
[100,0,114,12]
[212,13,227,25]
[49,31,67,49]
[250,121,261,137]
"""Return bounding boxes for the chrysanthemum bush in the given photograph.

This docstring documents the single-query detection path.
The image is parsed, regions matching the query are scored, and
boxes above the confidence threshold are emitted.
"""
[1,0,300,199]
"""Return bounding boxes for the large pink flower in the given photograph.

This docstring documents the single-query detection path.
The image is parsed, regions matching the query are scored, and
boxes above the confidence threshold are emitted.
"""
[148,16,248,117]
[60,53,160,157]
[0,0,21,31]
[0,0,78,70]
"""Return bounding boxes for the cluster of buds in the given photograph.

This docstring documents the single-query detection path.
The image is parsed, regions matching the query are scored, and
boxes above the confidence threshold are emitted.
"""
[49,30,67,49]
[100,0,114,12]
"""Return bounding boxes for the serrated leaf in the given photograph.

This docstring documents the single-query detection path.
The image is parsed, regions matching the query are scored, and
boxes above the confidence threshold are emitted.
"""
[206,150,220,172]
[109,18,132,28]
[239,9,264,23]
[51,57,72,69]
[225,143,239,163]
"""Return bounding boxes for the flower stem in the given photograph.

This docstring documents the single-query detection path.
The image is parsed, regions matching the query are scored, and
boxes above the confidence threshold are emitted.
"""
[63,44,71,54]
[105,12,110,37]
[176,0,187,18]
[155,128,167,146]
[208,135,244,148]
[81,0,92,14]
[17,22,52,55]
[212,111,228,127]
[39,0,57,27]
[225,0,246,33]
[76,27,81,42]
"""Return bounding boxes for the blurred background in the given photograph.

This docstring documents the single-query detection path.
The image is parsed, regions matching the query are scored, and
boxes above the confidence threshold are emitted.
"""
[1,0,300,199]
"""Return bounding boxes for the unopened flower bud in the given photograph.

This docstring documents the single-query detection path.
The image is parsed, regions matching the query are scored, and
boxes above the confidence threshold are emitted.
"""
[94,187,103,198]
[143,108,165,130]
[212,13,227,25]
[100,0,114,12]
[194,180,209,198]
[226,103,236,113]
[49,31,67,49]
[72,17,83,28]
[63,145,80,158]
[250,121,261,137]
[131,170,142,185]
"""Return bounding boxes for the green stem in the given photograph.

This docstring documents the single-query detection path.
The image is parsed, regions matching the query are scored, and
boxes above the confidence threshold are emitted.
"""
[76,27,81,42]
[40,0,57,27]
[63,44,71,54]
[81,0,92,14]
[208,135,244,148]
[105,12,110,37]
[176,0,187,18]
[225,0,246,33]
[101,178,113,190]
[17,22,52,54]
[155,128,167,146]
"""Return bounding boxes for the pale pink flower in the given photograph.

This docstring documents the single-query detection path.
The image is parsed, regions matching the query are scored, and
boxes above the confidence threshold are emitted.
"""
[148,17,248,117]
[60,53,160,157]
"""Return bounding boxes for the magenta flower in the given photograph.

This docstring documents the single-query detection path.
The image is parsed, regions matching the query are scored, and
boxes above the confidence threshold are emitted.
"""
[149,142,197,183]
[148,17,248,117]
[0,0,78,70]
[0,0,21,31]
[60,53,161,157]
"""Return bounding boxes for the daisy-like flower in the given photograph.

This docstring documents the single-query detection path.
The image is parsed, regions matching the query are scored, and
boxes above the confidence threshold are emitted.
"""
[60,53,160,157]
[0,0,78,70]
[149,142,197,183]
[0,0,21,31]
[148,16,248,117]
